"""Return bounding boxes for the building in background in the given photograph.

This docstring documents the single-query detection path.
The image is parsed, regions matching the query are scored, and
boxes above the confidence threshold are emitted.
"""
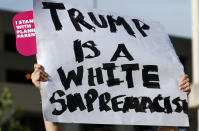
[0,9,196,131]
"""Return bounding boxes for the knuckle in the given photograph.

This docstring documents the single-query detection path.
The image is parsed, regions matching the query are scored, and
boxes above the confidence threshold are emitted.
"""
[34,64,43,70]
[34,64,39,69]
[35,68,41,72]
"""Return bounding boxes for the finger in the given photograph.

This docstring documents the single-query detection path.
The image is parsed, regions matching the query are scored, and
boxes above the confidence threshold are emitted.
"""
[180,84,191,95]
[34,68,43,74]
[33,70,47,80]
[34,67,44,72]
[42,71,48,77]
[179,79,189,87]
[183,87,191,92]
[34,69,47,77]
[179,81,185,87]
[40,74,48,82]
[34,64,42,69]
[180,82,190,90]
[183,82,190,89]
[33,71,42,81]
[34,64,44,70]
[179,82,186,88]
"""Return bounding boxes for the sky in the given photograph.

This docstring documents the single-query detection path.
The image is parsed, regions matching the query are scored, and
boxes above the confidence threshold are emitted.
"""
[0,0,192,38]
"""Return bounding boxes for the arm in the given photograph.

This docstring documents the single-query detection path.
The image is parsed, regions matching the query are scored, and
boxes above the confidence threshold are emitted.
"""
[157,126,178,131]
[31,64,62,131]
[158,74,191,131]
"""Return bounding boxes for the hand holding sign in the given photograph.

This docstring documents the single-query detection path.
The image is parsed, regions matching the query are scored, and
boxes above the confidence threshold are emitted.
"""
[31,64,48,90]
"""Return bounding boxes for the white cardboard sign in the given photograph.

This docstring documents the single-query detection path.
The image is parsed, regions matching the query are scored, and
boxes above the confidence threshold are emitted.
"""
[33,0,189,126]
